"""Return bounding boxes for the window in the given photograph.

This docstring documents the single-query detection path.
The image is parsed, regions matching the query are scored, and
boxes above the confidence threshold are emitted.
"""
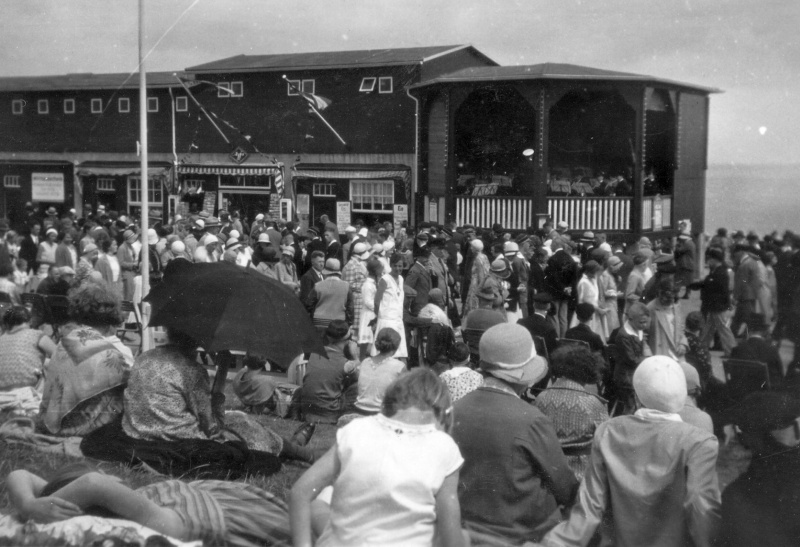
[96,178,115,192]
[313,182,336,197]
[217,82,232,97]
[128,176,163,206]
[175,96,188,112]
[378,77,393,94]
[64,99,75,114]
[359,77,376,92]
[37,99,49,114]
[351,180,394,212]
[287,79,315,96]
[11,100,24,115]
[230,82,243,97]
[3,175,20,188]
[147,97,158,112]
[118,97,130,113]
[91,98,102,114]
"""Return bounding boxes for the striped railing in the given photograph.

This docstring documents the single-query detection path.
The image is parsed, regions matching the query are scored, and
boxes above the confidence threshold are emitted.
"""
[548,197,632,231]
[455,196,536,230]
[640,195,673,231]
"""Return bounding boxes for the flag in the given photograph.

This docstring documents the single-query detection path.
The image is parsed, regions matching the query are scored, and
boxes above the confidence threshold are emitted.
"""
[299,90,331,112]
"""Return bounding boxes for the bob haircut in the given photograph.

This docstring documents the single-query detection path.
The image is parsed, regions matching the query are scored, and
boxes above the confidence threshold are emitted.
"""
[366,257,384,278]
[382,368,452,428]
[374,327,401,354]
[67,281,122,328]
[550,345,601,386]
[685,311,704,332]
[2,305,31,329]
[389,252,404,265]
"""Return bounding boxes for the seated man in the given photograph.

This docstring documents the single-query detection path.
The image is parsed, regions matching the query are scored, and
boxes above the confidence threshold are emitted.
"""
[298,320,358,424]
[232,356,281,413]
[564,302,605,353]
[542,356,722,547]
[452,323,578,545]
[610,302,652,414]
[720,391,800,546]
[518,292,559,357]
[730,313,784,388]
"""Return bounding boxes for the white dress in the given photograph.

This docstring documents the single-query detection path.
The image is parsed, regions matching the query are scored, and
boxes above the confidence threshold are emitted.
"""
[316,414,463,547]
[571,274,606,341]
[358,277,378,346]
[372,273,407,358]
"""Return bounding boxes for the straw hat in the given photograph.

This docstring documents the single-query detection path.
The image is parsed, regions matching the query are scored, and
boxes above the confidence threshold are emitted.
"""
[479,323,547,386]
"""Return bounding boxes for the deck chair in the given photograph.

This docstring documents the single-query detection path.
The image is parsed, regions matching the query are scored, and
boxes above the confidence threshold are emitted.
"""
[723,359,770,401]
[116,300,143,355]
[460,328,484,367]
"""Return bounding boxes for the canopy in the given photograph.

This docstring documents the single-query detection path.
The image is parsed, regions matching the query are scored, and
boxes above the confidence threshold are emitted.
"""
[292,163,411,184]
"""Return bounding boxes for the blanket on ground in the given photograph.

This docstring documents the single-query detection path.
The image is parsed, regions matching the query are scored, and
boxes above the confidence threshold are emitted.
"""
[0,416,82,458]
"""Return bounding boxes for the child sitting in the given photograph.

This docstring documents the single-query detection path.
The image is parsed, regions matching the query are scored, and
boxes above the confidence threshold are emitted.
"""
[290,368,468,547]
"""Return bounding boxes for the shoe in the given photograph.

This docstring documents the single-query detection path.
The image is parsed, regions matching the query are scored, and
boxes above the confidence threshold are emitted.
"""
[291,422,316,447]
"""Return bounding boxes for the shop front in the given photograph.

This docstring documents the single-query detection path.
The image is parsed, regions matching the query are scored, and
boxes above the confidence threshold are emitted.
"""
[0,160,74,229]
[292,163,411,233]
[176,163,285,225]
[76,162,172,221]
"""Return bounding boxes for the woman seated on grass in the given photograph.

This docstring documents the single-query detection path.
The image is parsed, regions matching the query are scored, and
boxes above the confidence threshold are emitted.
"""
[352,327,407,415]
[290,368,468,547]
[81,327,316,479]
[37,281,134,436]
[5,462,292,547]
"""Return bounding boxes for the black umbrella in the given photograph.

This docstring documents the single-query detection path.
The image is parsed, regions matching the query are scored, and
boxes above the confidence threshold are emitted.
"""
[144,261,326,367]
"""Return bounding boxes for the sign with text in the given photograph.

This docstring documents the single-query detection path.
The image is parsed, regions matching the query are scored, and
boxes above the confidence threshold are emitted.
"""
[202,191,217,214]
[296,193,310,215]
[393,204,408,231]
[31,172,65,202]
[336,201,351,234]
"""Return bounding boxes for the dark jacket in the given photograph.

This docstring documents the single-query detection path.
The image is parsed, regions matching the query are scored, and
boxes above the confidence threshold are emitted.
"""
[518,313,559,357]
[694,263,732,314]
[730,336,784,388]
[564,323,605,353]
[545,250,578,302]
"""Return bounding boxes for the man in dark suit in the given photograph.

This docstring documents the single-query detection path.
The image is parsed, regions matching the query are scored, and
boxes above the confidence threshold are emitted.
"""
[304,226,326,273]
[730,313,784,389]
[527,248,549,316]
[564,303,605,352]
[688,247,735,356]
[299,250,325,306]
[19,222,41,274]
[323,228,342,263]
[545,241,579,337]
[518,292,559,358]
[404,250,434,317]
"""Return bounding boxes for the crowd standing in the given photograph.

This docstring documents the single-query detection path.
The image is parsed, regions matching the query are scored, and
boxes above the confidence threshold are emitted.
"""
[0,201,799,545]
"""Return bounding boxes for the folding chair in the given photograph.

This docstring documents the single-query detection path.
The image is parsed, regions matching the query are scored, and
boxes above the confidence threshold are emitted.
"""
[116,300,143,355]
[460,328,484,368]
[533,335,550,363]
[723,359,770,401]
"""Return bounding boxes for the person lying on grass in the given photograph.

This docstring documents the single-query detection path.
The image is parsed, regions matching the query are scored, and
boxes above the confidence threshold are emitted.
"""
[6,462,292,546]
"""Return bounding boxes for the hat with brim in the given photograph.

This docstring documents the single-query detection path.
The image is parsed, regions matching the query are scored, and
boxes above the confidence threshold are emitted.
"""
[46,207,57,215]
[479,323,547,386]
[678,232,691,240]
[46,228,58,237]
[226,238,242,251]
[352,242,371,260]
[81,243,98,255]
[124,230,137,244]
[606,255,622,269]
[281,245,295,257]
[147,229,158,245]
[322,258,341,275]
[257,233,271,244]
[59,266,75,275]
[490,258,510,279]
[476,285,496,301]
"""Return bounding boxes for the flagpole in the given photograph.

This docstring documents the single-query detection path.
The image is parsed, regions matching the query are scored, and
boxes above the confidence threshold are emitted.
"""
[174,75,230,143]
[139,0,151,351]
[281,75,346,146]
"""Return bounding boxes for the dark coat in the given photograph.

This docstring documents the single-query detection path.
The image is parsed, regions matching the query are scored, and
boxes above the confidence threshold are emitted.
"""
[545,250,579,302]
[695,263,732,314]
[518,313,559,357]
[730,336,784,388]
[564,323,605,353]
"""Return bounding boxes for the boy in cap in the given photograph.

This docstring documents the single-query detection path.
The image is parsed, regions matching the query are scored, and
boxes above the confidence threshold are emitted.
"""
[720,391,800,547]
[452,323,577,545]
[543,355,721,547]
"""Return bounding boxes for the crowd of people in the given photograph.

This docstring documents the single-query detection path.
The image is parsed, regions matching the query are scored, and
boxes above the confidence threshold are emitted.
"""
[0,201,799,546]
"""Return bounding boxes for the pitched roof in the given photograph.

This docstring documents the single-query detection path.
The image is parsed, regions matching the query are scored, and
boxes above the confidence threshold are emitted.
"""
[186,45,495,73]
[0,71,193,93]
[410,63,720,93]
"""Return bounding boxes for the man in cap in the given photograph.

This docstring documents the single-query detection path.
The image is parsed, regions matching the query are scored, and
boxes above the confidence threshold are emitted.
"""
[341,241,370,337]
[542,355,721,547]
[504,240,529,321]
[298,319,358,424]
[526,247,549,316]
[518,292,559,359]
[452,323,577,545]
[306,258,353,337]
[720,391,800,546]
[341,225,357,262]
[428,236,457,324]
[687,247,735,356]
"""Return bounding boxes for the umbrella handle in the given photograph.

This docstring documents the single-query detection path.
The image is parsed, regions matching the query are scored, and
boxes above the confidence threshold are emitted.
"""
[212,351,234,395]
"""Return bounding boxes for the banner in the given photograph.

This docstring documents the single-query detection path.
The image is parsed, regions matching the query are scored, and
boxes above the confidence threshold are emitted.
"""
[31,173,65,202]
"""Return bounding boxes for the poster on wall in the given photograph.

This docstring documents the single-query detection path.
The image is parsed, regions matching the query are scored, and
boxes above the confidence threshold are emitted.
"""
[296,194,310,215]
[202,191,217,214]
[31,173,65,202]
[336,201,351,234]
[393,204,408,230]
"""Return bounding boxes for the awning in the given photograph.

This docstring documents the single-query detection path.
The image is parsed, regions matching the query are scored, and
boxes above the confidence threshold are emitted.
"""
[292,163,411,184]
[178,165,282,176]
[76,163,171,177]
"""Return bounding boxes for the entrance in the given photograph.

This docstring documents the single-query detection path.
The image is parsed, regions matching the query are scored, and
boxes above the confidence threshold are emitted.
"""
[221,191,272,227]
[311,197,336,229]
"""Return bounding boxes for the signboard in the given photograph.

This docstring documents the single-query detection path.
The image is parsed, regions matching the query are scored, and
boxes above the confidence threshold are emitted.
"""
[336,201,351,234]
[428,198,438,222]
[202,191,217,214]
[228,146,249,164]
[31,172,65,202]
[471,183,499,196]
[393,204,408,230]
[296,193,310,215]
[652,194,663,231]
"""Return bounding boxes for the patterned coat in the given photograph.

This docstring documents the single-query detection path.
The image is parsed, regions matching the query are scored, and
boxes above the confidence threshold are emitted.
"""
[342,257,368,330]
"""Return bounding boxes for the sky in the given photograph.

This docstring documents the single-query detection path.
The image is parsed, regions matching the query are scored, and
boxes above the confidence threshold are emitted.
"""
[1,0,797,165]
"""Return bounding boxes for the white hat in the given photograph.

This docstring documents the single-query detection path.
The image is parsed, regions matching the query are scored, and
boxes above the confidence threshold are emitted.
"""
[229,229,240,240]
[226,237,241,251]
[479,323,547,386]
[170,240,186,254]
[255,214,265,221]
[503,241,519,254]
[633,356,687,413]
[281,245,295,257]
[557,220,569,229]
[257,233,271,244]
[372,243,384,255]
[352,242,371,260]
[147,229,158,245]
[383,240,395,252]
[470,239,484,252]
[345,225,357,233]
[204,234,219,245]
[358,227,368,237]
